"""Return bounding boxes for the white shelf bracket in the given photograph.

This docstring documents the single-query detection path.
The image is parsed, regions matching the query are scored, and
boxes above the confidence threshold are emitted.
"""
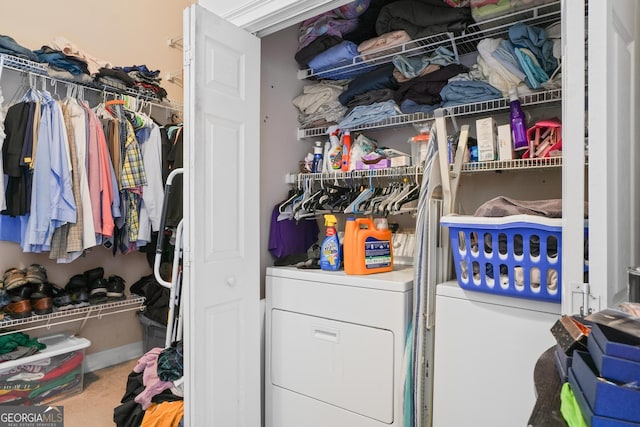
[167,36,183,49]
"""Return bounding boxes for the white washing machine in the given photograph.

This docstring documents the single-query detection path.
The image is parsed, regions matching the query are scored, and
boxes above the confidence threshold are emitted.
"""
[265,266,413,427]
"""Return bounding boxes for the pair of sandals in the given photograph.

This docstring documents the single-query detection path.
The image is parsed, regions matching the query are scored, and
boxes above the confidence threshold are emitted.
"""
[2,264,47,290]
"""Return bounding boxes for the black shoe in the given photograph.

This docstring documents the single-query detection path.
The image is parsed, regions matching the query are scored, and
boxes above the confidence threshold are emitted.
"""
[8,284,32,302]
[106,275,126,300]
[65,274,88,291]
[88,278,108,298]
[70,288,90,308]
[52,286,74,311]
[83,267,104,284]
[30,281,53,299]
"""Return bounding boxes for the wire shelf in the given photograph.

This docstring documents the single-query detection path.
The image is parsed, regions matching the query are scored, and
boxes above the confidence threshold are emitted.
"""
[297,2,560,80]
[0,296,145,332]
[2,55,48,74]
[455,2,561,55]
[442,87,562,117]
[297,87,562,139]
[0,53,165,103]
[298,32,456,80]
[294,164,424,183]
[459,156,562,173]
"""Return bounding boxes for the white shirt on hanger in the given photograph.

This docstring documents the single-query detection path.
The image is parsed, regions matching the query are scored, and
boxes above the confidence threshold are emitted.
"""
[65,97,97,251]
[137,120,165,246]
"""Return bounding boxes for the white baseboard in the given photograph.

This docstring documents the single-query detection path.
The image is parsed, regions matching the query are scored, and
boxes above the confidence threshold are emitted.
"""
[85,341,144,372]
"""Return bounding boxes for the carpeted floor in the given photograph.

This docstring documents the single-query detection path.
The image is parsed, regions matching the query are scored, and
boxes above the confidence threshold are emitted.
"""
[55,358,138,427]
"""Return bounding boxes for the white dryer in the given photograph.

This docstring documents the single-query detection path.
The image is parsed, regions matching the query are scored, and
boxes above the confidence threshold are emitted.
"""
[265,266,413,427]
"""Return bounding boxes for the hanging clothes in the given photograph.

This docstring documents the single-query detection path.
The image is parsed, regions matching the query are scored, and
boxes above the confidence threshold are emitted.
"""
[163,125,183,228]
[2,101,32,217]
[23,92,76,253]
[48,100,83,261]
[82,100,115,241]
[0,87,8,211]
[0,76,179,261]
[137,118,164,247]
[64,98,97,251]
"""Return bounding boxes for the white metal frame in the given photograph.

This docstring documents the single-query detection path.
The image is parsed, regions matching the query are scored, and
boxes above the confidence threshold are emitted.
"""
[153,168,185,347]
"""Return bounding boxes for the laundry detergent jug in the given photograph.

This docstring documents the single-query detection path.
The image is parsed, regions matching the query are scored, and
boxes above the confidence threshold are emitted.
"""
[344,217,393,275]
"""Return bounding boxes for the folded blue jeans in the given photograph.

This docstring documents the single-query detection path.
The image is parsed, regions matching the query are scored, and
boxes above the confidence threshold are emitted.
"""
[0,35,38,62]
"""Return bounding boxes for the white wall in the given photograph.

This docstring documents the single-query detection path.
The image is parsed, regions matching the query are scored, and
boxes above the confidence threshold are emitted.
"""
[259,24,310,297]
[2,0,193,102]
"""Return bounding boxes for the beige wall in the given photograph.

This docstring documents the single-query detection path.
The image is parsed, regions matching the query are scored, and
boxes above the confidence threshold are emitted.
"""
[2,0,194,103]
[0,1,193,358]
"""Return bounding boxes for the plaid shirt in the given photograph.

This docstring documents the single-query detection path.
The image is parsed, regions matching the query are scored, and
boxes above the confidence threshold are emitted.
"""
[120,121,147,190]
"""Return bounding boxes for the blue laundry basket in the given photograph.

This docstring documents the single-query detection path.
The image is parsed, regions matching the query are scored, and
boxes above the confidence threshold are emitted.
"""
[440,214,587,302]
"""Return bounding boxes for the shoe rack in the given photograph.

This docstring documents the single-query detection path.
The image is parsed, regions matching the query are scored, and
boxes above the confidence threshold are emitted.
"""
[0,297,145,337]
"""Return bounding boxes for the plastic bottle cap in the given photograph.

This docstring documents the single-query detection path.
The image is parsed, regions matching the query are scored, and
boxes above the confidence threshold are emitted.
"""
[509,87,518,101]
[374,218,388,230]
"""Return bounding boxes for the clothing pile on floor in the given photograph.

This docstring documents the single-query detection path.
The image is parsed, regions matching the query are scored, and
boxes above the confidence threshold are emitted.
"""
[293,0,561,130]
[0,34,168,100]
[114,341,184,427]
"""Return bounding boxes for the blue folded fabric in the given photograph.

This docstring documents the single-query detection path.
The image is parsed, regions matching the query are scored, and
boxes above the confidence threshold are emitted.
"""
[392,46,457,79]
[308,41,366,80]
[440,80,503,107]
[338,99,401,129]
[399,99,440,114]
[514,48,550,89]
[338,63,397,105]
[34,49,87,75]
[508,22,557,75]
[0,35,38,62]
[492,40,526,81]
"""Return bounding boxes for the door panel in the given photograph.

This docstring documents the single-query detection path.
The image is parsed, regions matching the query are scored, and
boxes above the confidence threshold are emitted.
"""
[587,0,639,311]
[183,4,261,426]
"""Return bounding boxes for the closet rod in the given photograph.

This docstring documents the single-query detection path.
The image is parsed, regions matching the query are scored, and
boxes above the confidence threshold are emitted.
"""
[37,70,180,112]
[0,53,182,112]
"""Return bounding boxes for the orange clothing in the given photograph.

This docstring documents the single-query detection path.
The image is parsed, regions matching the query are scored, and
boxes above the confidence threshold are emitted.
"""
[140,401,184,427]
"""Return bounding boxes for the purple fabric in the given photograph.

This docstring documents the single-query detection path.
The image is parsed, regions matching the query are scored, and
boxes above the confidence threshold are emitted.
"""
[268,204,319,259]
[299,14,359,50]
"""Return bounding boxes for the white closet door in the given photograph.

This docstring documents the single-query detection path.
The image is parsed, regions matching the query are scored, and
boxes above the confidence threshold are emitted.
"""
[587,0,640,312]
[183,4,261,426]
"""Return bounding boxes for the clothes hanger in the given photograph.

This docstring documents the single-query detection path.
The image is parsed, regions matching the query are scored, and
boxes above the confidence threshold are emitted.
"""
[292,178,315,219]
[343,174,375,214]
[278,180,304,216]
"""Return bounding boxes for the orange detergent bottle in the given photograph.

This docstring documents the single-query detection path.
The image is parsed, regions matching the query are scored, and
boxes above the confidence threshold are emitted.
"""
[344,217,393,275]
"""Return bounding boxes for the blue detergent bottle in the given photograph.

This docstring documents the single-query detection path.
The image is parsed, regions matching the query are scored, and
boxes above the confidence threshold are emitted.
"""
[312,141,324,173]
[320,214,341,271]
